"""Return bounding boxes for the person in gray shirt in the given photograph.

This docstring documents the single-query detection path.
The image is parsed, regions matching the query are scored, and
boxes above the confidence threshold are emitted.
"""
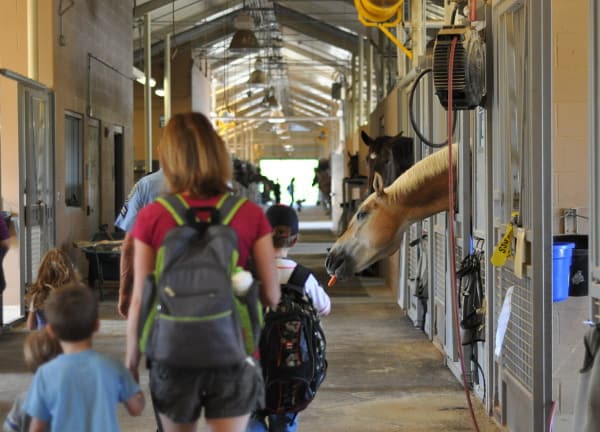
[114,169,166,318]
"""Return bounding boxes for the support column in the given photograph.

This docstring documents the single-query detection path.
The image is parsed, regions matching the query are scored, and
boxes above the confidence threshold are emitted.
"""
[144,14,153,172]
[27,0,38,80]
[358,36,364,126]
[367,38,373,118]
[164,33,172,122]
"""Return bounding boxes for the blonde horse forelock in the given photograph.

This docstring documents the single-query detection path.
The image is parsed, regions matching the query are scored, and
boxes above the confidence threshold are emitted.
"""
[383,144,455,204]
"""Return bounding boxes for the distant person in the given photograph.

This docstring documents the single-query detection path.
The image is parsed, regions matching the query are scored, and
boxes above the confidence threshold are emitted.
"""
[248,204,330,432]
[287,178,295,206]
[273,183,281,204]
[3,330,62,432]
[24,248,81,330]
[24,284,145,431]
[0,216,9,296]
[114,168,166,318]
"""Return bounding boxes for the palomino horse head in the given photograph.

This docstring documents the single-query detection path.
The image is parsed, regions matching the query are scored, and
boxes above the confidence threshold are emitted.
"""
[326,145,457,279]
[361,130,415,189]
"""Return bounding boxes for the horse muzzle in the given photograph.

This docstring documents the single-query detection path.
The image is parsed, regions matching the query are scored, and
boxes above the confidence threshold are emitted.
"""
[325,248,356,280]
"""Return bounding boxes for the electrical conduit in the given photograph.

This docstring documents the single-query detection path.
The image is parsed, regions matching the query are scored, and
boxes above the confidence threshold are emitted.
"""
[447,36,480,432]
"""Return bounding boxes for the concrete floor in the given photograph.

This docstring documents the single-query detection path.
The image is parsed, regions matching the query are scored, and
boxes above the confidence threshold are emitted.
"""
[0,205,504,431]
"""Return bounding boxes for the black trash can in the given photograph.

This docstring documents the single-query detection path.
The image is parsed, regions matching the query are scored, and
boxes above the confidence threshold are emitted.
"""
[553,234,588,297]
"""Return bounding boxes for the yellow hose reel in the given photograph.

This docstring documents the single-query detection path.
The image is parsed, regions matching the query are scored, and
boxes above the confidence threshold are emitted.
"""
[354,0,412,59]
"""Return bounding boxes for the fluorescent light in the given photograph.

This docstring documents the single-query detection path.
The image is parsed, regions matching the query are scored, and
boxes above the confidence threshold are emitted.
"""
[155,88,165,97]
[132,66,156,87]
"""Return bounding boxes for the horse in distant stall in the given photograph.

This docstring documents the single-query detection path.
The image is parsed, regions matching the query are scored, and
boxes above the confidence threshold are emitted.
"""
[326,144,457,279]
[361,130,415,189]
[313,158,332,214]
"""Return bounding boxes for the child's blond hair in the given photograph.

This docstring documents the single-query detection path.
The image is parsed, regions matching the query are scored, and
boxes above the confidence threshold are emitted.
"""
[23,330,62,373]
[25,248,81,309]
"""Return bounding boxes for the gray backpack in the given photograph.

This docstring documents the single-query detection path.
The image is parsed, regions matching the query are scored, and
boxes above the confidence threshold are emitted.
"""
[138,193,251,368]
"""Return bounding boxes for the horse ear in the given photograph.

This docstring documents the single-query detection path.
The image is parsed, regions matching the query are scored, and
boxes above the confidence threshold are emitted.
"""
[373,172,386,196]
[361,130,373,146]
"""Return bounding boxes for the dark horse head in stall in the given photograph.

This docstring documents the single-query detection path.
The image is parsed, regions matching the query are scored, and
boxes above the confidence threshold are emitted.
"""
[361,130,415,189]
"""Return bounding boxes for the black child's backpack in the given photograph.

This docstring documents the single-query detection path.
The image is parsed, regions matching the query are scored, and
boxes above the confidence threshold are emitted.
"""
[259,264,327,414]
[138,193,256,369]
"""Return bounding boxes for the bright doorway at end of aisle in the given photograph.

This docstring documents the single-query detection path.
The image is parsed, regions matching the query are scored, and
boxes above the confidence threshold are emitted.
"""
[259,159,320,208]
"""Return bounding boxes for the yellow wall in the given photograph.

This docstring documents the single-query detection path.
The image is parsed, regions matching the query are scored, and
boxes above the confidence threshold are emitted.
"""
[0,0,134,310]
[0,0,54,306]
[133,44,194,165]
[552,0,589,233]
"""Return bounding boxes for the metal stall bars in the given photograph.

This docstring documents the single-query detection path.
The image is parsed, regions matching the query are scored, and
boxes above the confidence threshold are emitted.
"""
[490,0,552,430]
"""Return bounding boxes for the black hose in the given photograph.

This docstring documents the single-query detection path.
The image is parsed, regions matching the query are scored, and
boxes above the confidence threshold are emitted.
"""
[408,68,457,149]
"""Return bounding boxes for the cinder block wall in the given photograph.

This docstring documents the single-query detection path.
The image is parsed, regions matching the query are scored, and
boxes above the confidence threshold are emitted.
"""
[53,0,134,250]
[551,0,589,419]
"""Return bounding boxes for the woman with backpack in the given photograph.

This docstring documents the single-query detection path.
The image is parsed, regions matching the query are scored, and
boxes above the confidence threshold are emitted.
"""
[125,112,280,432]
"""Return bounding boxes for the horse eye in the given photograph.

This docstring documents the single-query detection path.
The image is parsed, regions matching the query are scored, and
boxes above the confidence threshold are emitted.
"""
[356,210,369,221]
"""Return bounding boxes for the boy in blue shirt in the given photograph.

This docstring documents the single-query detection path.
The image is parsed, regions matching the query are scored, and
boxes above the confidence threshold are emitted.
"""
[24,284,145,432]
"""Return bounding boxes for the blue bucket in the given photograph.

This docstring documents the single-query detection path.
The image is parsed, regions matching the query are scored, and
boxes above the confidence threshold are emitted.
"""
[552,242,575,302]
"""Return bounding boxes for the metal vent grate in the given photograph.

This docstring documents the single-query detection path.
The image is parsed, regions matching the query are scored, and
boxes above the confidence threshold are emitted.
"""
[495,267,533,391]
[408,224,418,278]
[434,232,446,305]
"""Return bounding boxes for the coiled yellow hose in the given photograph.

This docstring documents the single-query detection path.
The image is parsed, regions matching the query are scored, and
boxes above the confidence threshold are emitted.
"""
[354,0,412,59]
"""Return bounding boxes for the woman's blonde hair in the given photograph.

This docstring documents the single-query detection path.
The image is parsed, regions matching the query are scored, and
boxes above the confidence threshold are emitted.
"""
[159,112,232,197]
[25,248,81,310]
[23,330,62,373]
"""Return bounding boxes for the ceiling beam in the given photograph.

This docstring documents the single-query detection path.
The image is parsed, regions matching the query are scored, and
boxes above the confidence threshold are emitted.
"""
[274,3,358,54]
[133,0,174,18]
[134,11,236,63]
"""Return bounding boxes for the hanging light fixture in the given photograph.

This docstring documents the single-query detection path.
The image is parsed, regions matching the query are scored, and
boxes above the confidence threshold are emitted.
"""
[229,8,260,54]
[248,59,268,88]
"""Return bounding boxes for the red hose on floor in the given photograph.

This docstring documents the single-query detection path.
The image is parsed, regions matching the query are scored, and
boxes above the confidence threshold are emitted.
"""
[447,36,481,432]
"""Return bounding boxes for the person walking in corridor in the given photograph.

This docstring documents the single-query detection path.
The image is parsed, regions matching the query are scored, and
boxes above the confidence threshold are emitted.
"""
[125,112,280,432]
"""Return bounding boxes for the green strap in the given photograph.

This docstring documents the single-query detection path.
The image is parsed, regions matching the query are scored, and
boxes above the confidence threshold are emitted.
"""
[217,194,247,225]
[156,194,189,226]
[156,193,246,226]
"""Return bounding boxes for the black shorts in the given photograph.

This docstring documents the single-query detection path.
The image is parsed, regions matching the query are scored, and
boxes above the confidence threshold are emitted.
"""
[149,357,265,423]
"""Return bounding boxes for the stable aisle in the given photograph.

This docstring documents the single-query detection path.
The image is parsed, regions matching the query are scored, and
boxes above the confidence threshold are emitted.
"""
[0,206,502,431]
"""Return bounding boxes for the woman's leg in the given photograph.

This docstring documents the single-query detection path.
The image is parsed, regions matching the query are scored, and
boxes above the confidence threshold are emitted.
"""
[158,413,197,432]
[206,414,251,432]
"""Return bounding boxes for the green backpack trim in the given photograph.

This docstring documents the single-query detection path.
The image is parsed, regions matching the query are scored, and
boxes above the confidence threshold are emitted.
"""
[139,193,250,354]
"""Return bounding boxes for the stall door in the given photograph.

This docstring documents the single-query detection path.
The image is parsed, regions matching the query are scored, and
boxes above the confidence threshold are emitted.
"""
[19,85,55,286]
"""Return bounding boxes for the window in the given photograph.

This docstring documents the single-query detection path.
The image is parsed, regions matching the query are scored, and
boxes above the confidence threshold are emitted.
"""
[65,112,83,207]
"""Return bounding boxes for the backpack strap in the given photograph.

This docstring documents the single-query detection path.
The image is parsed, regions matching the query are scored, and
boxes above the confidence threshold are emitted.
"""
[288,264,312,288]
[155,194,189,226]
[156,193,246,226]
[216,193,247,226]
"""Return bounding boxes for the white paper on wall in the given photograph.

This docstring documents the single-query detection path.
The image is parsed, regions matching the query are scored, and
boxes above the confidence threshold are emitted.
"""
[494,285,515,359]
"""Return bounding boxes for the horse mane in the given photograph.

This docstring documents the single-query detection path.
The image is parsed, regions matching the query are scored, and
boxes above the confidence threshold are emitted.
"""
[385,144,457,204]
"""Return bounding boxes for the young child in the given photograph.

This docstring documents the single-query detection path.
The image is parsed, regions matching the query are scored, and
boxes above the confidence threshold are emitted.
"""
[24,283,145,432]
[3,330,62,432]
[24,248,81,330]
[248,204,331,432]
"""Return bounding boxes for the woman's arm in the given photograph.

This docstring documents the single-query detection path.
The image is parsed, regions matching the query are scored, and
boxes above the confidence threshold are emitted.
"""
[251,234,280,307]
[125,239,155,382]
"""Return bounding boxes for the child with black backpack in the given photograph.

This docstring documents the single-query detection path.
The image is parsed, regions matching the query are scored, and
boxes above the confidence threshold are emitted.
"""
[248,204,331,432]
